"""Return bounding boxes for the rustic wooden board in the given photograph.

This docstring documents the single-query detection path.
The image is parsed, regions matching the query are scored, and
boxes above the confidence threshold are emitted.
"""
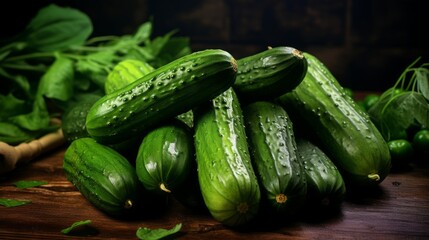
[1,145,428,239]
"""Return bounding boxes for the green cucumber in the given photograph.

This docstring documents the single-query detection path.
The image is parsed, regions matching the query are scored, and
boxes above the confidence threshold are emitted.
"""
[62,102,96,143]
[194,88,260,227]
[63,138,143,216]
[243,101,306,215]
[176,110,194,128]
[135,119,193,194]
[277,52,391,187]
[86,49,237,144]
[296,138,346,209]
[234,46,307,102]
[105,59,155,94]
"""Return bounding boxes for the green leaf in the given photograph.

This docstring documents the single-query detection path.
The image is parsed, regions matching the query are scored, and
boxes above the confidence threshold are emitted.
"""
[152,37,191,67]
[22,4,93,52]
[0,69,32,99]
[133,21,152,43]
[0,94,28,119]
[61,220,92,235]
[75,51,116,89]
[144,30,176,59]
[136,223,182,240]
[9,95,50,131]
[38,55,74,101]
[416,68,429,100]
[0,122,34,144]
[0,198,31,207]
[369,91,429,140]
[13,180,48,189]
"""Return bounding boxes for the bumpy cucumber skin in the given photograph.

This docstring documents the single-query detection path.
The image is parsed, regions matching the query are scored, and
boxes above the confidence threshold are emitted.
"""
[176,110,194,128]
[63,138,142,216]
[296,138,346,209]
[62,102,96,142]
[135,120,193,194]
[105,59,155,94]
[234,46,307,101]
[277,52,391,187]
[194,88,260,227]
[243,101,306,215]
[86,49,237,144]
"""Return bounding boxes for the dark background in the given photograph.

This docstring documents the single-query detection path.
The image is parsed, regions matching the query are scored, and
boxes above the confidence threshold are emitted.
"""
[1,0,428,92]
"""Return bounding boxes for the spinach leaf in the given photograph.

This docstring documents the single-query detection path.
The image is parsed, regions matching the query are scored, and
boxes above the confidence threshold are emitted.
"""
[74,50,117,88]
[38,55,74,101]
[0,4,191,145]
[136,223,182,240]
[133,21,153,43]
[0,122,34,144]
[13,180,48,189]
[0,69,32,99]
[9,96,50,131]
[61,220,92,235]
[21,4,92,52]
[0,198,31,207]
[0,93,27,119]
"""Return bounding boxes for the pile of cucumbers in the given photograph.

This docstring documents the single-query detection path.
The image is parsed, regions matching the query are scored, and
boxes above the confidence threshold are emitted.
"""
[62,46,391,227]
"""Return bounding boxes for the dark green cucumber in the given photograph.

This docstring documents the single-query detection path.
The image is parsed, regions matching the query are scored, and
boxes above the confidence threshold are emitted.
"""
[176,110,194,128]
[86,49,237,144]
[243,101,306,215]
[234,46,307,101]
[62,102,94,142]
[194,88,260,227]
[296,138,346,209]
[135,119,193,194]
[105,59,155,94]
[63,138,143,216]
[277,52,391,187]
[62,96,101,143]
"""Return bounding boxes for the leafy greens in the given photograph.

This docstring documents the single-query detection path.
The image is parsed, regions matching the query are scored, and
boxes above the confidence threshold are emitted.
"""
[0,4,191,145]
[368,57,429,141]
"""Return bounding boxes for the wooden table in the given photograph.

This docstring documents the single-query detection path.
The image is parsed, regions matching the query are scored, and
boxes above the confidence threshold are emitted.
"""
[1,145,428,239]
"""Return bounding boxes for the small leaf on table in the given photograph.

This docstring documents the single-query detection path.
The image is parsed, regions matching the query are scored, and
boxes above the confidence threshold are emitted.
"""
[0,198,31,207]
[136,223,182,240]
[13,180,48,189]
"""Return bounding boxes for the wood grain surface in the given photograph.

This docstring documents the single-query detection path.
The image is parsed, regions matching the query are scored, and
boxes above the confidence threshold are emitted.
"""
[1,145,428,239]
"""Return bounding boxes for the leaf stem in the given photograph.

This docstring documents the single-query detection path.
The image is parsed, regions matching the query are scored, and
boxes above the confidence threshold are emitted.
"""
[3,52,54,62]
[85,35,120,45]
[0,63,47,72]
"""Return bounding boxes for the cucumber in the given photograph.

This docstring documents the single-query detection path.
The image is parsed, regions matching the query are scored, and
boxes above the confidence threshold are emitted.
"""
[296,138,346,209]
[194,88,260,227]
[176,109,194,128]
[277,52,391,187]
[135,119,193,194]
[62,101,97,143]
[86,49,237,144]
[243,101,306,215]
[105,59,155,94]
[234,46,307,102]
[63,138,143,216]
